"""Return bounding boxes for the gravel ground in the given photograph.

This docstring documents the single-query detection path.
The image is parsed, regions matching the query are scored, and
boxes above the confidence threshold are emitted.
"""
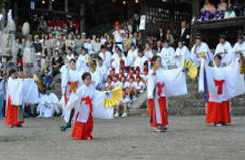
[0,116,245,160]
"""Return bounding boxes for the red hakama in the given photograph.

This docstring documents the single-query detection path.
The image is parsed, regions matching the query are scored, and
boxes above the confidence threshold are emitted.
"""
[5,96,24,127]
[71,97,93,140]
[206,101,231,124]
[148,97,168,127]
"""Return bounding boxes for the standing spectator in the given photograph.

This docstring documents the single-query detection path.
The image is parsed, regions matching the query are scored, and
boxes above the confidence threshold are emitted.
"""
[74,35,82,54]
[42,60,53,88]
[156,27,165,41]
[165,29,175,45]
[43,34,51,55]
[124,33,132,53]
[179,20,190,47]
[66,47,75,61]
[52,50,63,76]
[33,35,43,53]
[65,34,75,50]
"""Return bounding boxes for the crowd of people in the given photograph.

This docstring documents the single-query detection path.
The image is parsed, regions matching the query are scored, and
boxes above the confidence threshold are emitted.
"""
[198,0,245,21]
[1,2,245,139]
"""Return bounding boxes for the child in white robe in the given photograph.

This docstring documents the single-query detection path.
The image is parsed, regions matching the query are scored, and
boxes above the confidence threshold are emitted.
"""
[67,72,116,140]
[76,48,89,73]
[148,56,187,132]
[60,59,83,131]
[199,53,245,126]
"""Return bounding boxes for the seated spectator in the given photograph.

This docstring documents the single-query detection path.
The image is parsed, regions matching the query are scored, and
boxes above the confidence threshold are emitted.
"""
[33,35,43,53]
[224,2,236,19]
[52,50,62,76]
[199,0,216,21]
[42,60,53,88]
[114,89,129,118]
[36,88,60,118]
[215,0,227,20]
[66,47,75,61]
[165,29,175,45]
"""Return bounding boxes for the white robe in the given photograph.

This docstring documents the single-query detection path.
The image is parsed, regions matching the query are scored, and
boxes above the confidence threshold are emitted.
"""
[66,84,114,122]
[76,54,89,73]
[159,46,175,69]
[7,77,23,106]
[127,49,138,66]
[174,45,191,67]
[133,56,148,73]
[147,68,187,124]
[61,68,83,122]
[191,42,213,67]
[22,78,39,104]
[111,55,128,73]
[99,51,112,69]
[232,42,245,60]
[198,59,245,102]
[215,41,233,65]
[37,93,60,118]
[147,68,187,99]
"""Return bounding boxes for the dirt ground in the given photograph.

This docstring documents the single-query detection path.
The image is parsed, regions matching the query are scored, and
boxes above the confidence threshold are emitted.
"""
[0,116,245,160]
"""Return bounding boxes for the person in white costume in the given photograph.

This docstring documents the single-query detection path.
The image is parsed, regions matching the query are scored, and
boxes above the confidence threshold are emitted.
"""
[214,34,233,66]
[60,59,83,131]
[198,53,245,126]
[147,55,188,132]
[127,44,138,67]
[159,40,175,69]
[134,47,148,73]
[65,72,115,140]
[76,47,89,73]
[93,57,107,90]
[174,40,191,68]
[111,46,128,73]
[37,88,60,118]
[191,35,213,68]
[232,35,245,61]
[99,45,112,69]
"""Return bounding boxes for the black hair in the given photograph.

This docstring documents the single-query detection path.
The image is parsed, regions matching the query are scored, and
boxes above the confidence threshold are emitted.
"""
[68,47,72,51]
[214,54,222,60]
[9,69,16,76]
[69,59,76,63]
[82,72,91,81]
[152,55,161,62]
[97,56,103,61]
[138,47,143,53]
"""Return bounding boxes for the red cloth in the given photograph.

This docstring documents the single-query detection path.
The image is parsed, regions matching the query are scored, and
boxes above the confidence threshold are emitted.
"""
[5,96,24,127]
[214,79,225,95]
[157,82,164,97]
[206,101,231,124]
[68,81,78,93]
[64,81,78,105]
[81,97,93,112]
[71,97,93,140]
[72,113,93,140]
[148,97,168,127]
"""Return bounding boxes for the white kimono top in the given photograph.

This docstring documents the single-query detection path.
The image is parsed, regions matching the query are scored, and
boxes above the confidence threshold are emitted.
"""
[215,41,233,65]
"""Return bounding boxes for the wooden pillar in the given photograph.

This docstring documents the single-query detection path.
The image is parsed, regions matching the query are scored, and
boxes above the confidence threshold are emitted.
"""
[79,3,85,32]
[192,0,200,18]
[48,0,52,11]
[169,0,175,29]
[13,0,18,26]
[64,0,68,12]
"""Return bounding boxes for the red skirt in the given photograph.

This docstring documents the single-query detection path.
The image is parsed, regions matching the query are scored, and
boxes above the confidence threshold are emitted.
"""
[5,96,24,127]
[148,97,168,127]
[206,101,231,124]
[71,113,93,140]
